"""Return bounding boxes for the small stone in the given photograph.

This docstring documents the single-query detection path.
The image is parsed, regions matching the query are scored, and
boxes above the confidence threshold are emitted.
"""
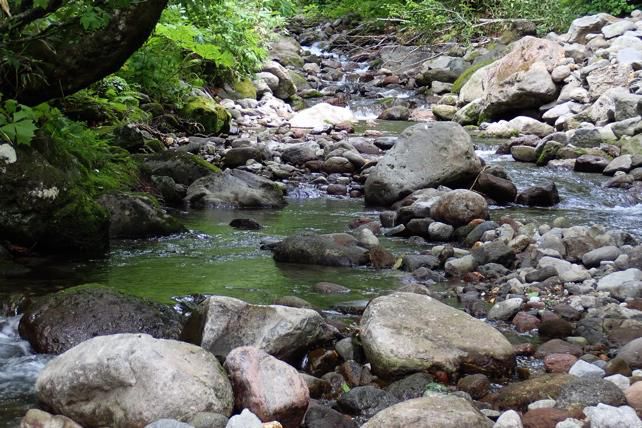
[226,409,262,428]
[528,399,556,410]
[457,374,490,400]
[605,374,630,392]
[493,410,523,428]
[568,359,606,378]
[545,354,578,374]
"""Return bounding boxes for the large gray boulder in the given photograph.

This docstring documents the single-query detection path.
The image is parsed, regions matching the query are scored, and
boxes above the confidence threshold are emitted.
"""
[224,346,309,428]
[184,296,334,362]
[364,122,482,206]
[272,232,370,267]
[459,37,564,119]
[19,285,183,354]
[185,170,285,208]
[360,293,515,378]
[36,334,234,428]
[361,395,493,428]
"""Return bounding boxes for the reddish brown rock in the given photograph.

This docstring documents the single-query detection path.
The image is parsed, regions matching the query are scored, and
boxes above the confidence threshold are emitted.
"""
[513,312,541,332]
[544,353,578,373]
[457,374,490,400]
[535,339,582,358]
[224,346,309,428]
[495,374,573,411]
[522,408,573,428]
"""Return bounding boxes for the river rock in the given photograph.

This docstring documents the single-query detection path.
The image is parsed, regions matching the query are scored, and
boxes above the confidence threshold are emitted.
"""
[138,151,218,186]
[184,295,334,362]
[185,169,285,208]
[262,61,296,99]
[584,404,642,428]
[604,155,633,175]
[378,106,410,121]
[487,298,523,321]
[21,409,82,428]
[617,338,642,369]
[460,37,564,119]
[597,269,642,298]
[495,374,573,410]
[281,142,319,165]
[226,409,261,428]
[290,103,355,128]
[567,14,611,44]
[568,359,605,378]
[302,403,358,428]
[555,377,626,410]
[364,122,482,206]
[224,347,309,428]
[19,285,182,354]
[431,190,488,227]
[511,145,538,163]
[493,410,523,428]
[272,232,369,267]
[472,173,517,204]
[99,192,186,239]
[361,395,492,428]
[516,182,560,207]
[336,386,396,418]
[538,256,591,282]
[360,292,515,378]
[508,116,555,137]
[36,334,233,427]
[582,246,621,267]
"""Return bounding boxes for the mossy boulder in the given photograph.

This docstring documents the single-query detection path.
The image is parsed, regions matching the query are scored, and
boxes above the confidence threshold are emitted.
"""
[182,96,231,135]
[137,150,219,186]
[452,59,496,94]
[233,78,257,99]
[0,142,110,256]
[18,284,183,354]
[114,123,164,153]
[98,192,187,239]
[620,135,642,156]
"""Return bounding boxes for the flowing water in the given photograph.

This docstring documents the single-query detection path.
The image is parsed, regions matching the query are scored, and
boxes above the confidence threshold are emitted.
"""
[0,316,51,428]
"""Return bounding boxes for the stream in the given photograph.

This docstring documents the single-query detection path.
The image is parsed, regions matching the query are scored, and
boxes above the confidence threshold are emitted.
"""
[2,42,642,427]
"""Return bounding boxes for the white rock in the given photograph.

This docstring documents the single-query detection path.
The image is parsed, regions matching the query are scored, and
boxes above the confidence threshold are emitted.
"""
[583,404,642,428]
[289,103,355,128]
[605,374,630,391]
[528,399,557,410]
[225,409,262,428]
[493,410,523,428]
[569,359,606,378]
[0,144,17,164]
[555,419,585,428]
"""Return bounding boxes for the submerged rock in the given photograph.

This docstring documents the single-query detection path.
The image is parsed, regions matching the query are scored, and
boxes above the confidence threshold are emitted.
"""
[19,285,183,354]
[36,334,233,427]
[272,232,369,267]
[360,292,515,378]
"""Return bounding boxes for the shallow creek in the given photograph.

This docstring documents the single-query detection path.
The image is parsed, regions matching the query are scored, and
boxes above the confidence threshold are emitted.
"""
[2,120,642,425]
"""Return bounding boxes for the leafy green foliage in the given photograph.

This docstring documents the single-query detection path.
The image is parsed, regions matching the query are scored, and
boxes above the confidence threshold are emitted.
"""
[302,0,636,41]
[0,97,46,145]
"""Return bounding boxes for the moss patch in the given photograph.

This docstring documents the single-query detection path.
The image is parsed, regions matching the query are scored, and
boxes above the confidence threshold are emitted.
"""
[452,58,496,94]
[233,78,257,99]
[182,96,231,135]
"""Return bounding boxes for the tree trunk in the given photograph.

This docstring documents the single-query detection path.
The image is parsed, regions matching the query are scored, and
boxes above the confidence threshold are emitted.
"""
[1,0,168,105]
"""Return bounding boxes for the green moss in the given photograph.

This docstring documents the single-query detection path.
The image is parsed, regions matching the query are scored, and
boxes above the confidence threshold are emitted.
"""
[288,95,306,112]
[192,154,221,174]
[452,58,495,94]
[233,78,257,99]
[182,96,231,135]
